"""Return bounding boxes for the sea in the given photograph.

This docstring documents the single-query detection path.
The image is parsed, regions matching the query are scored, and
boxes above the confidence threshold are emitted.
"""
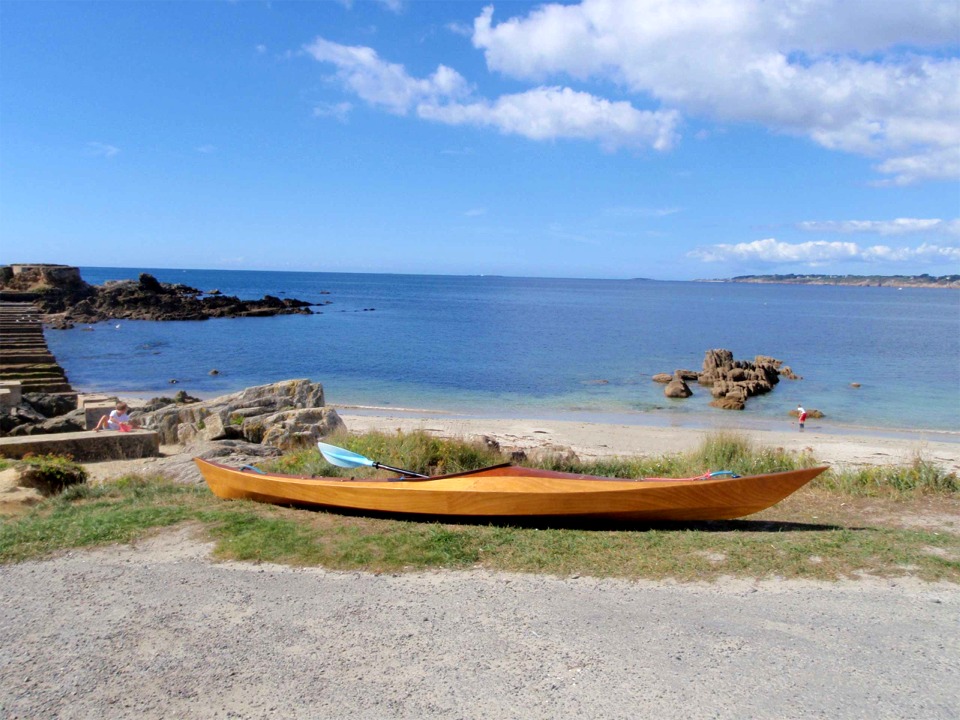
[42,267,960,438]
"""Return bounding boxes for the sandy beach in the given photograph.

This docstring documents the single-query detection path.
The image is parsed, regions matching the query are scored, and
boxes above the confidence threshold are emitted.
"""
[333,408,960,474]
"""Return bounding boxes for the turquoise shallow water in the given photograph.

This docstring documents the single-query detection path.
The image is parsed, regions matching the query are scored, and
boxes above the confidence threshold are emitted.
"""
[42,267,960,435]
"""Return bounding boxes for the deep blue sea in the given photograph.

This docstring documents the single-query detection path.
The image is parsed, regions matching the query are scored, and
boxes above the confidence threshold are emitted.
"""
[43,267,960,436]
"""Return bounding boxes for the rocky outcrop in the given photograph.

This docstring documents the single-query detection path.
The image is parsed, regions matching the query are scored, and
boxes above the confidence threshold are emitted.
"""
[1,265,322,328]
[0,264,86,296]
[1,391,84,436]
[700,349,792,411]
[653,349,801,411]
[138,379,345,452]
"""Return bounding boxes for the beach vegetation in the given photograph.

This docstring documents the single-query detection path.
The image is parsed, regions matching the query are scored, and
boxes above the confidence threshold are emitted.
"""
[526,431,814,479]
[814,454,958,496]
[0,432,956,581]
[15,453,88,495]
[267,430,503,478]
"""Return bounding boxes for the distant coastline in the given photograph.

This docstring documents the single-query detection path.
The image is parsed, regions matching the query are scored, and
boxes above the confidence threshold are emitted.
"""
[702,273,960,288]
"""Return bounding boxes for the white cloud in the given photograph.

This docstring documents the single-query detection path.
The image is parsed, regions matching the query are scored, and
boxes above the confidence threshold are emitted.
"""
[689,238,960,265]
[304,37,678,150]
[418,86,679,151]
[196,144,216,154]
[312,101,353,122]
[86,142,119,158]
[797,218,959,236]
[304,38,470,115]
[873,146,960,186]
[472,0,960,184]
[465,208,486,217]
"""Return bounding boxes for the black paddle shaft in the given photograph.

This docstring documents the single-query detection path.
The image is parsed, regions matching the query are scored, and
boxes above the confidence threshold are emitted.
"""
[374,462,429,479]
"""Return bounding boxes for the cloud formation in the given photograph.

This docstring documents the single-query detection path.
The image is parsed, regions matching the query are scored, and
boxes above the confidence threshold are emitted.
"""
[304,2,957,182]
[471,0,959,184]
[304,37,679,150]
[689,238,960,265]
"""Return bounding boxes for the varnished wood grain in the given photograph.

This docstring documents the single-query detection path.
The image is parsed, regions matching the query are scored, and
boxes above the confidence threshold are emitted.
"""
[194,459,827,521]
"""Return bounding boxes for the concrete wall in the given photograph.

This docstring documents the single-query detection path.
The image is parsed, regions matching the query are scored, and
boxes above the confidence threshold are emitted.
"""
[0,430,160,461]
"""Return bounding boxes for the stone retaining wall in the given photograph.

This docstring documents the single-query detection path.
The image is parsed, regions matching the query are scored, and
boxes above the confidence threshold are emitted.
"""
[0,429,160,461]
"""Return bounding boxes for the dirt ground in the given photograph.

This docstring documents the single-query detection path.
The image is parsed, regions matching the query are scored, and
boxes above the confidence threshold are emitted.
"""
[1,527,958,719]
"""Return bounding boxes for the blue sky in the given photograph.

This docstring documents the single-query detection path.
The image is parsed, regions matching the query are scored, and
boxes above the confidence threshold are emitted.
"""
[1,0,958,280]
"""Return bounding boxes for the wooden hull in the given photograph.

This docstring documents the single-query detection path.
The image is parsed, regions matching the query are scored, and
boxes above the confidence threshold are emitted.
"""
[194,459,827,522]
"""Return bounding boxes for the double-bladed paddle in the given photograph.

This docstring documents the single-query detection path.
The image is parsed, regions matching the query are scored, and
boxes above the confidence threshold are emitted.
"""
[317,442,429,478]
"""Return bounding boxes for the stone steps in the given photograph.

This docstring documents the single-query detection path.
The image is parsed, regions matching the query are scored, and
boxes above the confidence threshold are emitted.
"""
[0,301,75,397]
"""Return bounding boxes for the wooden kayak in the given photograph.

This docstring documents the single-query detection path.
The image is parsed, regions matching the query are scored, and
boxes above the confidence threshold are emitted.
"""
[194,458,828,522]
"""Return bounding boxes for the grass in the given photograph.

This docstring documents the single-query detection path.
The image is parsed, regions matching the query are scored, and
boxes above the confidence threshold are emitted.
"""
[1,432,957,582]
[813,454,959,496]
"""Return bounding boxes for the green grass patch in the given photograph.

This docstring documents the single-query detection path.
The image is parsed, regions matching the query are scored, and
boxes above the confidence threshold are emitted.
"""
[1,432,957,581]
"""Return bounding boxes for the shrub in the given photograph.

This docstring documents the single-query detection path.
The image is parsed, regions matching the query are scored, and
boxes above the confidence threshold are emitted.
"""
[17,454,88,495]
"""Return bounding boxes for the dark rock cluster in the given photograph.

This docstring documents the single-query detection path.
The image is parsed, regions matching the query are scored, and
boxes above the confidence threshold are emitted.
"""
[2,392,86,436]
[37,272,318,328]
[654,349,802,410]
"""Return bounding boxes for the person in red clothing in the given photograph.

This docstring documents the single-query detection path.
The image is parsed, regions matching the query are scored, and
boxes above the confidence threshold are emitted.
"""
[797,404,808,431]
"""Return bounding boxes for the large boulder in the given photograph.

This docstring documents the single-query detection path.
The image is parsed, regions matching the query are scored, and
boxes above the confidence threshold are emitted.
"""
[664,374,693,398]
[139,379,343,451]
[1,392,82,437]
[22,392,78,418]
[710,396,746,410]
[6,411,85,436]
[260,408,346,451]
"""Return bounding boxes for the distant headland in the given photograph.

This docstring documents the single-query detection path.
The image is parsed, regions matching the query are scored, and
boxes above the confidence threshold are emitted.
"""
[701,273,959,289]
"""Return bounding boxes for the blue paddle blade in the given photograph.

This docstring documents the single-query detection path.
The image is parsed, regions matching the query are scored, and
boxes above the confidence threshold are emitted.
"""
[317,442,376,469]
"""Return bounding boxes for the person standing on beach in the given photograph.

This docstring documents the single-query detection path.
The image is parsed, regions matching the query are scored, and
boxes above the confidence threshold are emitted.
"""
[797,404,808,431]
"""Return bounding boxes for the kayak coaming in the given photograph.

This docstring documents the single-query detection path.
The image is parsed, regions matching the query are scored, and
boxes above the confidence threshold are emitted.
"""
[194,458,828,521]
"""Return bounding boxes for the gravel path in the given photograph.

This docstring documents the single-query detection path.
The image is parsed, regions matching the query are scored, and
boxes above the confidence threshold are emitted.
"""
[1,527,958,719]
